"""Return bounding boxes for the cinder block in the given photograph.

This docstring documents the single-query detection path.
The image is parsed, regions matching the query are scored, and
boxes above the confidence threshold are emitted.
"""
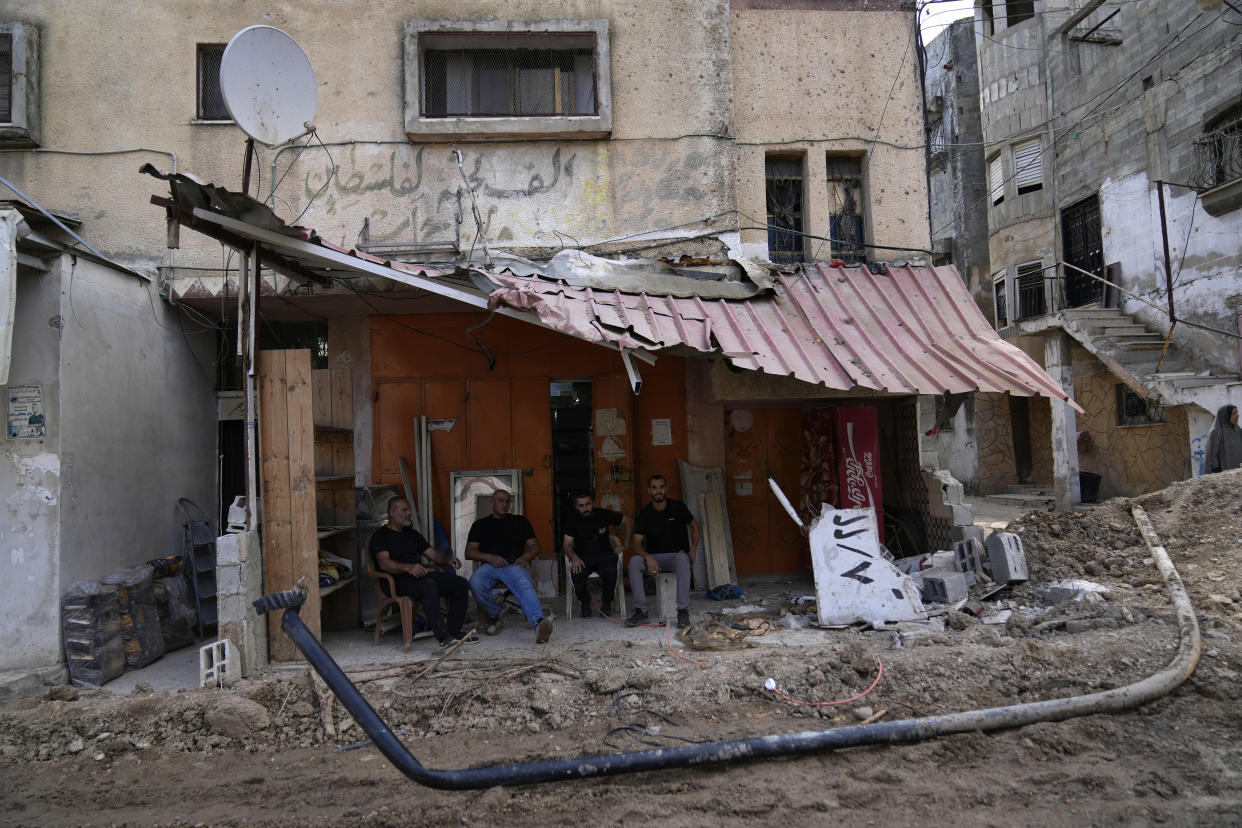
[654,573,677,623]
[200,639,240,688]
[216,534,240,566]
[954,537,986,574]
[218,590,248,624]
[216,563,242,596]
[951,525,985,544]
[922,571,969,604]
[986,533,1028,583]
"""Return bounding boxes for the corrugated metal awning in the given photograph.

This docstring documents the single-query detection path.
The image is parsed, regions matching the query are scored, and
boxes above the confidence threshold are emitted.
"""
[483,262,1076,403]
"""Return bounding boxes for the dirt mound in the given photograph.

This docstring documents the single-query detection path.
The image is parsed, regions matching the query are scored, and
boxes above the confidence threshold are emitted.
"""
[2,469,1241,825]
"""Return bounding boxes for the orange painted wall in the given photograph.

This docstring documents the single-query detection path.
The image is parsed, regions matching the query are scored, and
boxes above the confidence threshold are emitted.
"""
[370,313,686,560]
[724,408,804,575]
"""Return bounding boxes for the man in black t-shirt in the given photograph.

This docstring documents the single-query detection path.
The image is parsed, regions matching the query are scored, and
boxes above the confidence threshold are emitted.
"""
[563,490,632,618]
[626,474,700,629]
[369,498,475,648]
[465,489,553,643]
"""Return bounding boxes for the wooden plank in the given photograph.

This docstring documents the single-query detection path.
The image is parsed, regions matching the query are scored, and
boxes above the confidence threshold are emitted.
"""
[330,368,353,429]
[311,368,331,427]
[258,350,296,661]
[286,349,321,644]
[701,492,733,589]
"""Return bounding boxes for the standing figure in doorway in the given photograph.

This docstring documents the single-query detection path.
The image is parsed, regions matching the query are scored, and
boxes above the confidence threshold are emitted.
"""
[626,474,700,629]
[369,497,476,648]
[563,490,632,618]
[465,489,554,644]
[1206,404,1242,474]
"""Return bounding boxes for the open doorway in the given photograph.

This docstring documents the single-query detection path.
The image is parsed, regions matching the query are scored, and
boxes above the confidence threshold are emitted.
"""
[550,380,594,551]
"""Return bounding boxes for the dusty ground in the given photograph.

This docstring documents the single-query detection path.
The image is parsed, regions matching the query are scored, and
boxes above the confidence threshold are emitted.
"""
[3,470,1242,826]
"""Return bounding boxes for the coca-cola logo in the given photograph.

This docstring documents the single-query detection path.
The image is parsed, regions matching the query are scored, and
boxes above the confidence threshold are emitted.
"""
[844,457,867,507]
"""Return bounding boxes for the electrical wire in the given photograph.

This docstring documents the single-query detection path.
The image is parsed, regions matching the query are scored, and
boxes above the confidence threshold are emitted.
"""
[665,620,707,667]
[765,657,884,707]
[292,133,336,226]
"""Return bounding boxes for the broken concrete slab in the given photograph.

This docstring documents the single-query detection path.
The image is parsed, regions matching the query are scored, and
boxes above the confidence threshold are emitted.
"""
[808,505,924,626]
[923,571,969,604]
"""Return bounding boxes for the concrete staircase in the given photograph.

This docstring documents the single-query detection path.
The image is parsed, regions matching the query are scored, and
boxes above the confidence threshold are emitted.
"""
[1020,305,1241,409]
[981,483,1056,512]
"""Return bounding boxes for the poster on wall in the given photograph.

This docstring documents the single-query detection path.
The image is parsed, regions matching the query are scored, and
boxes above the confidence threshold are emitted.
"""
[7,385,45,439]
[832,406,883,541]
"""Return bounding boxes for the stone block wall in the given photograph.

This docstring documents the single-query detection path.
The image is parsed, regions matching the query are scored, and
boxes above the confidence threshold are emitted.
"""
[1074,372,1190,498]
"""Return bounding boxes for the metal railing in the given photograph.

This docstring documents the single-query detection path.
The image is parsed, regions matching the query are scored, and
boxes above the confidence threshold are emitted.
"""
[1191,125,1242,190]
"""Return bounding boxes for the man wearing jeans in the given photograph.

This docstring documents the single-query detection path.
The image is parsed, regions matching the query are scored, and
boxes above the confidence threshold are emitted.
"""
[465,489,553,644]
[625,474,700,629]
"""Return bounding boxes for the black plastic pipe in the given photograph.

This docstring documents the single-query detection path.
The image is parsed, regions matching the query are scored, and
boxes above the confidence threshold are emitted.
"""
[254,503,1198,790]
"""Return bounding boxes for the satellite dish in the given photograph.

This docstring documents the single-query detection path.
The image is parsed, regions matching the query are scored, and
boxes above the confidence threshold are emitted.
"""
[220,25,317,147]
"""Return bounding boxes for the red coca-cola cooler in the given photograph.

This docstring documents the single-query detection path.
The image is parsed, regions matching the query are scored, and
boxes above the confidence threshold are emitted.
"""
[831,406,883,541]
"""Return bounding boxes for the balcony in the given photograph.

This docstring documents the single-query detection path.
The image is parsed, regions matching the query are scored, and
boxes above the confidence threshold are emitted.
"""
[1192,124,1242,216]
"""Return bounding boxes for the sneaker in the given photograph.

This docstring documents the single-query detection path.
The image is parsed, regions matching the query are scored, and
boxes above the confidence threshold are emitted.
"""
[579,602,593,618]
[535,617,553,644]
[484,616,504,636]
[624,609,649,627]
[677,610,690,630]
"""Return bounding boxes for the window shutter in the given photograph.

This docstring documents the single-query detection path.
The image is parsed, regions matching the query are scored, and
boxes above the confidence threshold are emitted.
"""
[989,155,1005,204]
[1013,138,1042,192]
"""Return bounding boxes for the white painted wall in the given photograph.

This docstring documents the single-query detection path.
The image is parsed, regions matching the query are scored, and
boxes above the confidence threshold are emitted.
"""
[1100,171,1242,375]
[57,258,217,585]
[0,264,63,670]
[1,251,216,672]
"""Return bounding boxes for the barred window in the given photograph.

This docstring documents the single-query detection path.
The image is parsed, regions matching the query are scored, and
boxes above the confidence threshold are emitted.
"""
[197,44,229,121]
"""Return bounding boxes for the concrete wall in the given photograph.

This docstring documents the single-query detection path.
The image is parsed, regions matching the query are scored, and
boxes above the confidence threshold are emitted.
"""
[57,258,217,585]
[0,0,927,284]
[926,20,990,315]
[0,260,63,670]
[730,3,929,262]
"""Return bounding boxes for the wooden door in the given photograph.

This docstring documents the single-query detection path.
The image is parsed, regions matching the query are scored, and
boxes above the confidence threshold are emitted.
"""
[725,407,804,574]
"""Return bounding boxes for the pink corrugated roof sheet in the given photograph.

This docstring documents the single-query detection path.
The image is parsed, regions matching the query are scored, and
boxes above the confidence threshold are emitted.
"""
[486,262,1075,402]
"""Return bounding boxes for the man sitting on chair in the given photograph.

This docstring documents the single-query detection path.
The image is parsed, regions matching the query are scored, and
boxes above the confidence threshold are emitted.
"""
[466,489,554,644]
[369,497,476,648]
[563,490,631,618]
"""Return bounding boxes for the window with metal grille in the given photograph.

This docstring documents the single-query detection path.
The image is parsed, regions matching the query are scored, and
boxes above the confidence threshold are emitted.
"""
[1015,260,1046,320]
[826,155,866,264]
[0,34,11,123]
[1006,0,1035,26]
[421,32,596,117]
[1116,384,1165,427]
[993,270,1009,328]
[197,44,229,121]
[1013,137,1043,194]
[766,155,805,264]
[988,154,1005,205]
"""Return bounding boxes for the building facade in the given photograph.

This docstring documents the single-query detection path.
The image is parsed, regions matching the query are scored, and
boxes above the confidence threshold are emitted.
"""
[954,0,1242,506]
[3,0,1078,674]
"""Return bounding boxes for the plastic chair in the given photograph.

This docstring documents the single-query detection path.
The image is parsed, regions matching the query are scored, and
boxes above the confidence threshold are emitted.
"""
[565,538,628,620]
[365,549,415,652]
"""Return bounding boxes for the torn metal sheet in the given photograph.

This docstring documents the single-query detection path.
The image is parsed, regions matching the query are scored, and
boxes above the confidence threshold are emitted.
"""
[809,505,925,626]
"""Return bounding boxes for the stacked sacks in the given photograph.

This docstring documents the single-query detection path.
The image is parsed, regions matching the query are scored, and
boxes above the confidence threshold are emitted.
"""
[147,555,196,651]
[102,565,166,669]
[61,581,126,687]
